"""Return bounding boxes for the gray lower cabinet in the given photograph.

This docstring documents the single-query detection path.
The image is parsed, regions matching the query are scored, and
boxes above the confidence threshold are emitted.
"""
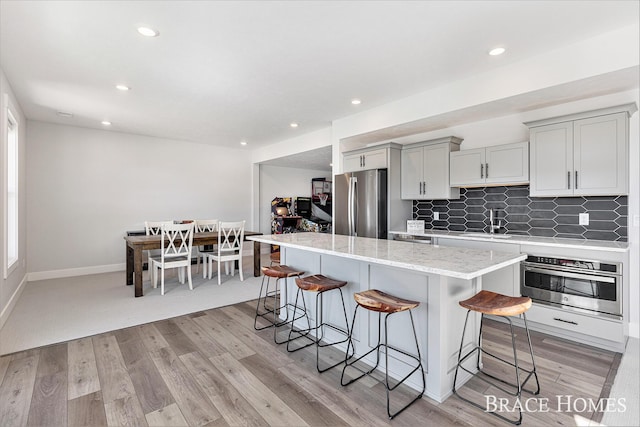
[436,237,628,352]
[524,303,624,344]
[519,243,627,352]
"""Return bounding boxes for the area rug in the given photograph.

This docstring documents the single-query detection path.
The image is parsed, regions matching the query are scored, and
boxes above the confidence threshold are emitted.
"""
[0,266,263,355]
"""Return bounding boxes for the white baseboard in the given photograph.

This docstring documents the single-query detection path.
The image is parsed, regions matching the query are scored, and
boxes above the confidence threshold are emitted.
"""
[0,274,27,330]
[28,263,126,282]
[26,252,260,282]
[630,321,639,339]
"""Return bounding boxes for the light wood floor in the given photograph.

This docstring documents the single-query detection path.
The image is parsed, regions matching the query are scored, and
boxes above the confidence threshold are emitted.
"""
[0,299,619,426]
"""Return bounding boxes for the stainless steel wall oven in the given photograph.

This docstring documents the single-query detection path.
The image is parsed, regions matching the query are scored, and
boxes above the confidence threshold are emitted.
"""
[521,255,622,319]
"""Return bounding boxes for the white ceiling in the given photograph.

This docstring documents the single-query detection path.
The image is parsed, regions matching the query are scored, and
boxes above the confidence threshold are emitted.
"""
[1,0,639,160]
[260,145,333,171]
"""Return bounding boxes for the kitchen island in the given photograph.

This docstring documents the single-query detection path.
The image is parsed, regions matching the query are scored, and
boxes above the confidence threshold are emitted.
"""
[247,233,526,402]
[390,229,630,352]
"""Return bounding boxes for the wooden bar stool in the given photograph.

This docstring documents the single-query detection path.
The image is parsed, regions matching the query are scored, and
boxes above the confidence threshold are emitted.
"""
[340,289,425,420]
[452,290,540,425]
[254,264,306,344]
[285,274,354,373]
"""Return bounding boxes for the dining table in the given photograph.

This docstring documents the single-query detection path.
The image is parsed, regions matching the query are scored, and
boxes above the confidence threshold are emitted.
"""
[124,230,263,297]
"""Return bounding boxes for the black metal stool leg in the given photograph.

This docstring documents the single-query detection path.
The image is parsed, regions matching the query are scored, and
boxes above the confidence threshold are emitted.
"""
[452,312,540,425]
[452,309,472,394]
[523,313,540,395]
[383,310,425,419]
[283,287,312,345]
[253,275,269,330]
[340,305,360,384]
[341,307,384,385]
[287,287,354,372]
[337,288,356,366]
[314,288,355,372]
[477,312,484,370]
[508,317,524,425]
[254,275,290,330]
[342,308,425,420]
[273,278,308,344]
[341,289,424,419]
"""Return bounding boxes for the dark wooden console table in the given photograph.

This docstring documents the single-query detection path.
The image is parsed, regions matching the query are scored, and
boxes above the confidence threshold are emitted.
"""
[124,231,263,297]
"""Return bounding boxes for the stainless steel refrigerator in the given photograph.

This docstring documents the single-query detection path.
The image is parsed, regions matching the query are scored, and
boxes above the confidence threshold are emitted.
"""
[334,169,387,238]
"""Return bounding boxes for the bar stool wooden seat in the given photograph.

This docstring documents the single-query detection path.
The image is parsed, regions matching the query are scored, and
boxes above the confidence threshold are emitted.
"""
[341,289,425,420]
[285,274,353,373]
[254,264,305,344]
[452,290,540,425]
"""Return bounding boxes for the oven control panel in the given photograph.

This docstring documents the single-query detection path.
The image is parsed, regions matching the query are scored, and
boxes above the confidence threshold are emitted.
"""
[524,255,619,273]
[526,256,561,265]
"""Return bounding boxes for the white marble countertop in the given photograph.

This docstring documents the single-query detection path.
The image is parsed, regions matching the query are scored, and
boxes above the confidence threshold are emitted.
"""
[389,229,629,252]
[248,233,526,280]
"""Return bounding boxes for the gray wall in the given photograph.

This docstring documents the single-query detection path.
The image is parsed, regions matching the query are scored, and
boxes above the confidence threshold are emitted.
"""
[26,121,253,277]
[0,67,27,327]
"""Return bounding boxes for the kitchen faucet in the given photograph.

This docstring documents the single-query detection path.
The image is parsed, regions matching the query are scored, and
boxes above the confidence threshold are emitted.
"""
[489,208,502,234]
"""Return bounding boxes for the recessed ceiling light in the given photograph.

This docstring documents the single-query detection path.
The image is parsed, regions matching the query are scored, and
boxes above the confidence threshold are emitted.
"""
[101,121,112,126]
[137,26,159,37]
[489,47,506,56]
[240,141,247,146]
[290,122,299,128]
[351,99,362,105]
[57,111,73,118]
[116,84,130,91]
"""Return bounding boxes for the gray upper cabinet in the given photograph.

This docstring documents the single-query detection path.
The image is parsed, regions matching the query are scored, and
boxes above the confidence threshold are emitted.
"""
[528,122,574,196]
[449,141,529,187]
[526,104,636,197]
[343,147,387,172]
[574,115,626,194]
[401,137,461,200]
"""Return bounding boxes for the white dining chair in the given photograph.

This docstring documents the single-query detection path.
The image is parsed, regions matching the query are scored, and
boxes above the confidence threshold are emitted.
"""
[206,220,245,285]
[144,220,173,281]
[149,222,195,295]
[145,220,173,235]
[193,219,219,277]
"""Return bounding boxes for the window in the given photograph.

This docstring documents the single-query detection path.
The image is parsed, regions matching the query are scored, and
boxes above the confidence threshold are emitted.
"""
[4,95,18,277]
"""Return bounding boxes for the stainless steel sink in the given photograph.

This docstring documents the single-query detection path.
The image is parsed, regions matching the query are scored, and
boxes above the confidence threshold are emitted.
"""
[460,232,512,239]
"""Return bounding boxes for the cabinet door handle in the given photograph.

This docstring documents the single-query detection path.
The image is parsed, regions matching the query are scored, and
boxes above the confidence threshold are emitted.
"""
[419,182,422,194]
[362,155,365,168]
[575,171,578,189]
[485,163,489,178]
[480,163,484,179]
[567,171,571,189]
[423,181,426,194]
[553,317,578,326]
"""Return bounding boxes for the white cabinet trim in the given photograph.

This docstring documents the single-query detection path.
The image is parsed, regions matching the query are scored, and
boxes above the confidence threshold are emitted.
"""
[524,103,637,128]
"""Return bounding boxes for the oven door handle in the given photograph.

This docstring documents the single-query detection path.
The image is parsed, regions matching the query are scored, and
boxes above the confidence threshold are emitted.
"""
[524,266,616,283]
